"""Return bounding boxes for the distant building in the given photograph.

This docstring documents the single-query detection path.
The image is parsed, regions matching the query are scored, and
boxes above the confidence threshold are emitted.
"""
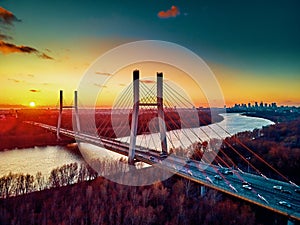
[271,102,277,108]
[260,102,264,108]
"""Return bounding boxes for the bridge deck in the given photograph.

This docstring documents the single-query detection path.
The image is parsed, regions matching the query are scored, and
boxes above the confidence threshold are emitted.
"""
[26,121,300,222]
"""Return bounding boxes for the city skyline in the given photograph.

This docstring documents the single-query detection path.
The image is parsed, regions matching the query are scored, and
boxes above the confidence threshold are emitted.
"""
[0,0,299,108]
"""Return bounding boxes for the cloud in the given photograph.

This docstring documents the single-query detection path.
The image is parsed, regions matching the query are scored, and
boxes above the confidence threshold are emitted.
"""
[94,83,107,88]
[141,80,156,84]
[0,7,21,25]
[40,53,54,60]
[158,5,180,19]
[95,71,112,76]
[0,40,37,54]
[0,7,53,60]
[0,33,12,40]
[0,40,54,59]
[29,89,40,93]
[8,78,21,83]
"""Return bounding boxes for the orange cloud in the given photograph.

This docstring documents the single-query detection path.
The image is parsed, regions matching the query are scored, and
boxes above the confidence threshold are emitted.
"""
[0,7,21,25]
[94,83,107,88]
[158,5,180,19]
[0,40,38,54]
[95,71,112,76]
[29,89,40,93]
[0,40,53,59]
[141,80,155,84]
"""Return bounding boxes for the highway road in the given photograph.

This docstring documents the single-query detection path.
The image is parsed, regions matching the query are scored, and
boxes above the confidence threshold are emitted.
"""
[27,121,300,222]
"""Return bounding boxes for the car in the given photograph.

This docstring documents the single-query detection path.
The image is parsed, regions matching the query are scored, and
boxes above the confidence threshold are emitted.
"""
[206,176,213,184]
[278,201,292,208]
[214,175,222,180]
[273,185,283,190]
[180,167,190,175]
[229,184,238,192]
[242,185,252,190]
[294,188,300,193]
[187,170,193,176]
[149,156,161,163]
[257,194,269,204]
[221,169,233,175]
[226,170,233,175]
[159,152,168,158]
[242,181,251,186]
[281,189,292,194]
[149,156,155,161]
[186,159,192,163]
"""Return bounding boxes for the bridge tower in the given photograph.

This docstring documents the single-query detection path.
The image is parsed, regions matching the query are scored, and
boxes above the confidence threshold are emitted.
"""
[57,90,80,139]
[128,70,168,165]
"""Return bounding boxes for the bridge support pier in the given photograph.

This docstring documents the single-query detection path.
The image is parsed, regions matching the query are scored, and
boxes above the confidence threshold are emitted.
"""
[128,70,139,165]
[287,219,295,225]
[157,72,168,155]
[57,90,63,140]
[200,185,206,197]
[74,90,80,133]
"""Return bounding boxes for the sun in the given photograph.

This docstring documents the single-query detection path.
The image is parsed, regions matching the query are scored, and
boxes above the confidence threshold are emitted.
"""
[29,101,36,107]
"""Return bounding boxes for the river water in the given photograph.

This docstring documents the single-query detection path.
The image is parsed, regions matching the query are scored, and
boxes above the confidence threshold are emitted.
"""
[0,113,274,177]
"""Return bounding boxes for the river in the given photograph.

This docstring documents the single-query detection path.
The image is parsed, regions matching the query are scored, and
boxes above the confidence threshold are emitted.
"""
[0,113,274,177]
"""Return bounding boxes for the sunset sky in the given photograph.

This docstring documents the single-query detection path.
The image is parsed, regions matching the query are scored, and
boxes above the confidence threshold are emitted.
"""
[0,0,299,108]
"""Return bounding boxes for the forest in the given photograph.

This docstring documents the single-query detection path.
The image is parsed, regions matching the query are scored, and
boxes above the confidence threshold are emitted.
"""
[218,117,300,183]
[0,161,288,225]
[0,162,97,199]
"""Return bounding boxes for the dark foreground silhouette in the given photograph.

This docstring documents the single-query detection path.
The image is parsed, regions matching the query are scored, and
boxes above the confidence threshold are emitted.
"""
[0,169,288,225]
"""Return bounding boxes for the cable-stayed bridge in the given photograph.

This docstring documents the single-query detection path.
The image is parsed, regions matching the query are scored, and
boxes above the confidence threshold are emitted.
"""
[27,70,299,224]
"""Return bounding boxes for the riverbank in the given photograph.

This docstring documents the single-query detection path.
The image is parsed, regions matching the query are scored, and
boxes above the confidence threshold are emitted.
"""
[238,111,299,123]
[0,109,74,151]
[0,108,223,151]
[0,117,74,151]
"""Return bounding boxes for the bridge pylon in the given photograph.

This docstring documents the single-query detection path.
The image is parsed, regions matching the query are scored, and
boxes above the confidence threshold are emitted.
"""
[128,70,168,165]
[56,90,80,140]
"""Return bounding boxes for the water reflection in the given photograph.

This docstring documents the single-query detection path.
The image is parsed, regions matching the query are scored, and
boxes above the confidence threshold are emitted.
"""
[0,146,83,176]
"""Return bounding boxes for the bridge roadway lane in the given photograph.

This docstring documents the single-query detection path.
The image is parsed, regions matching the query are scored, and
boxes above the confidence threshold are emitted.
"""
[27,122,300,222]
[154,156,300,220]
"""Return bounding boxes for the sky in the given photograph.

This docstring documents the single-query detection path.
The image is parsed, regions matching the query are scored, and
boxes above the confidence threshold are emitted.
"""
[0,0,299,108]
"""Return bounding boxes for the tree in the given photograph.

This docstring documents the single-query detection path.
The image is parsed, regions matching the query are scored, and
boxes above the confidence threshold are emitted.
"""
[35,171,45,191]
[24,174,34,194]
[49,169,60,188]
